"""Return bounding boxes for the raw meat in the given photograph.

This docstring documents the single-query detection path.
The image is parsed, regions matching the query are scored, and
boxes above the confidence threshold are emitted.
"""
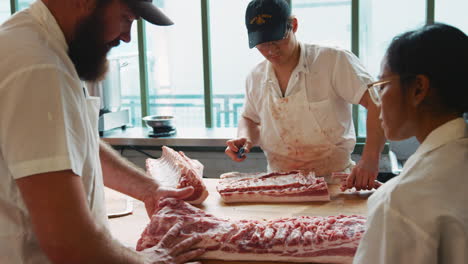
[137,198,366,264]
[146,146,208,204]
[217,171,330,203]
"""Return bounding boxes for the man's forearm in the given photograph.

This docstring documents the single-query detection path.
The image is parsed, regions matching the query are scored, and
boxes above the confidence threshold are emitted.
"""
[99,140,158,201]
[237,116,260,146]
[73,225,146,264]
[17,171,148,264]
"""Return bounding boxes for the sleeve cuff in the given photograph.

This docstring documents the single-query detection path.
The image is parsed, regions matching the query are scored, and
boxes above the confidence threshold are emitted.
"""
[10,156,81,179]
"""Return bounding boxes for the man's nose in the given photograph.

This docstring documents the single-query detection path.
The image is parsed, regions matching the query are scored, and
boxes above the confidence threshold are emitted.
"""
[120,31,131,43]
[120,22,133,43]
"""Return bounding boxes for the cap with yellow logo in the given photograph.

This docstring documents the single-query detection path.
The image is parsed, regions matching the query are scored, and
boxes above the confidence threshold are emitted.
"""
[245,0,291,48]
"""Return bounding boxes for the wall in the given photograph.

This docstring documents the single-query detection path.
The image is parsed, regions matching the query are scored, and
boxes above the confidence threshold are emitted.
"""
[118,147,394,179]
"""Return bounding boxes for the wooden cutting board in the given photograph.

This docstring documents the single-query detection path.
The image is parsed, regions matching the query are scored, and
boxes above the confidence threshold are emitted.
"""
[107,178,373,264]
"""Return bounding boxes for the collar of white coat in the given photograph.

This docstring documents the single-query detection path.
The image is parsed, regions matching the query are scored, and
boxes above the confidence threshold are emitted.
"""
[29,0,68,53]
[412,117,467,159]
[263,42,309,84]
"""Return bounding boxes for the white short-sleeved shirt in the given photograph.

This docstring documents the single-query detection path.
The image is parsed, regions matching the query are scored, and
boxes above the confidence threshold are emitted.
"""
[0,1,107,263]
[242,43,373,153]
[354,118,468,264]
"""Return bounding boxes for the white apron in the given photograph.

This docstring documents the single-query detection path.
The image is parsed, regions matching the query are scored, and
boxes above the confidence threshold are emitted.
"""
[259,75,353,177]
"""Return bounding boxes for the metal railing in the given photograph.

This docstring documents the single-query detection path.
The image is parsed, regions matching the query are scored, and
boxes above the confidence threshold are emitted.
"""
[122,93,369,140]
[122,94,245,128]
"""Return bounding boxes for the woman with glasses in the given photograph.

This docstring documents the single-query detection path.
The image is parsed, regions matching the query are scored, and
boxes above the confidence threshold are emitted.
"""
[225,0,386,191]
[354,23,468,263]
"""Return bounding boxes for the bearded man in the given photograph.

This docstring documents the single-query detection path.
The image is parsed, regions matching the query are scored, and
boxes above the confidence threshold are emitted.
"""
[0,1,203,263]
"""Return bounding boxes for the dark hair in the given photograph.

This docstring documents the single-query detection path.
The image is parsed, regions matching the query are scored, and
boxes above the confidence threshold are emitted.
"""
[385,23,468,114]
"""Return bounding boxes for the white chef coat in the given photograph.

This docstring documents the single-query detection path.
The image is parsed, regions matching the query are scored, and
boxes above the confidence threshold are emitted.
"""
[0,1,107,263]
[354,118,468,264]
[242,43,373,175]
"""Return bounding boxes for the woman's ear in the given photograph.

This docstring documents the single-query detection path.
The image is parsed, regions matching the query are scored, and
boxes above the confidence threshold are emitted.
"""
[292,17,298,33]
[411,74,430,107]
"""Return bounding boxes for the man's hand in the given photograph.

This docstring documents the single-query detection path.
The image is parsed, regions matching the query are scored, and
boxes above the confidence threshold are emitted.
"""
[345,158,380,191]
[142,186,195,217]
[225,137,253,162]
[140,223,205,264]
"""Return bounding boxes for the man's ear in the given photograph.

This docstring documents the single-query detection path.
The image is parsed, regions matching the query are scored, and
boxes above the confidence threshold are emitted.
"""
[411,74,430,107]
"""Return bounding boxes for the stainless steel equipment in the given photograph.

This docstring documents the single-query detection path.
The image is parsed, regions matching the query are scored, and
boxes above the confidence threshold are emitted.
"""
[143,115,177,137]
[88,57,130,135]
[102,59,125,112]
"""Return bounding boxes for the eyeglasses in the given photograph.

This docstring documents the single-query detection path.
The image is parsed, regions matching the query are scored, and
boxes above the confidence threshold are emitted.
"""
[367,79,392,106]
[367,74,415,105]
[255,30,291,50]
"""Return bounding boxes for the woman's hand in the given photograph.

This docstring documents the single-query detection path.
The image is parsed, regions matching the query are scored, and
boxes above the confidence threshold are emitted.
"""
[346,158,380,191]
[140,223,205,264]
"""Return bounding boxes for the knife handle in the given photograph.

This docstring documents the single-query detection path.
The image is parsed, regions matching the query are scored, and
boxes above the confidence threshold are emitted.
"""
[237,147,245,159]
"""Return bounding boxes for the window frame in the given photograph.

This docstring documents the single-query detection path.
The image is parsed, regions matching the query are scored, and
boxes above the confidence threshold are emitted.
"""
[10,0,17,14]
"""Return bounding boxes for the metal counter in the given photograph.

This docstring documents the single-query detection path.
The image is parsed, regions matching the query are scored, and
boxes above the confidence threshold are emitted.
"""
[101,127,237,147]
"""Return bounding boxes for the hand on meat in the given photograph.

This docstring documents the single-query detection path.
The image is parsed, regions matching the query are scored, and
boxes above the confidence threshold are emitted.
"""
[142,186,195,217]
[225,137,253,162]
[140,223,204,264]
[343,158,380,191]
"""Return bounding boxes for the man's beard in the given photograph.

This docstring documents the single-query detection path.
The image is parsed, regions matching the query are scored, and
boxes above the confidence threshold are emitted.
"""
[68,6,120,82]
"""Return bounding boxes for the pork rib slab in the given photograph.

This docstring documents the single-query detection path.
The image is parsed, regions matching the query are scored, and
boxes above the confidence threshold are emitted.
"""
[146,146,208,204]
[136,198,365,264]
[217,171,330,203]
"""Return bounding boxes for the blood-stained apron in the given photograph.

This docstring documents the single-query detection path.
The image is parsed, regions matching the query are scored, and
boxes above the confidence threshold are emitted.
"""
[259,73,353,177]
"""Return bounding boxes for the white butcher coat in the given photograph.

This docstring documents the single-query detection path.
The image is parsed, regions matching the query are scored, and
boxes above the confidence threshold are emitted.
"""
[0,1,107,263]
[353,118,468,264]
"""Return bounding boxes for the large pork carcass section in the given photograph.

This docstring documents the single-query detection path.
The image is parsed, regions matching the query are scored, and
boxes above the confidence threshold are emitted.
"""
[146,146,208,204]
[137,198,366,264]
[217,171,330,203]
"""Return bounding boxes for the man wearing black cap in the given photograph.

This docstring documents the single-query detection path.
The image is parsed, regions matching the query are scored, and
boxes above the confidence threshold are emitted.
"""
[226,0,386,191]
[0,1,203,263]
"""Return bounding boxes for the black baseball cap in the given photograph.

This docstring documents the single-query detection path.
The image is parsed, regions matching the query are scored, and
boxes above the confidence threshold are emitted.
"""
[125,0,174,26]
[245,0,291,48]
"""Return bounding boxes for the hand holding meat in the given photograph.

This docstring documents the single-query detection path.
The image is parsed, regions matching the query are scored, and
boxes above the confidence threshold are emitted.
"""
[225,137,253,161]
[142,186,195,217]
[140,223,204,264]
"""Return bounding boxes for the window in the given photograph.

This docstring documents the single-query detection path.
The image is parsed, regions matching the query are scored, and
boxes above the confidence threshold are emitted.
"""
[18,0,33,11]
[107,23,141,127]
[4,1,465,139]
[357,0,426,137]
[359,0,426,78]
[436,0,468,34]
[145,0,206,128]
[293,0,351,50]
[0,2,10,24]
[210,0,264,128]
